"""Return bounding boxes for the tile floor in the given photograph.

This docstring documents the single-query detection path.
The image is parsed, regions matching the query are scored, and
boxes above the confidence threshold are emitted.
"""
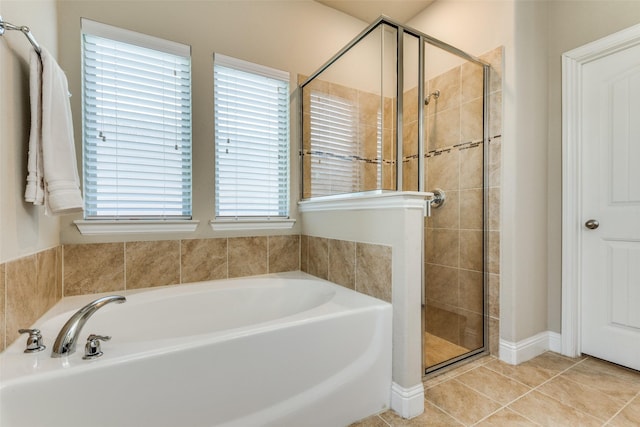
[351,352,640,426]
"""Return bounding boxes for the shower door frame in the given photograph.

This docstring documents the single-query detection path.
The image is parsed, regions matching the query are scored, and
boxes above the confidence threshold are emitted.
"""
[298,16,492,377]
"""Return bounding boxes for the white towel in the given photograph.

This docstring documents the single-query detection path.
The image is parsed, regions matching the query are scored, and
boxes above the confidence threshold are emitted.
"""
[24,49,44,204]
[25,48,84,215]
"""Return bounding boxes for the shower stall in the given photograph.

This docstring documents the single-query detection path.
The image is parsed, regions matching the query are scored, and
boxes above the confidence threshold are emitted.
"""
[300,17,490,375]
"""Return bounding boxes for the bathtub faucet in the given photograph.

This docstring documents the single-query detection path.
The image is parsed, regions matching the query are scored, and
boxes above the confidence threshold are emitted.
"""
[51,295,126,358]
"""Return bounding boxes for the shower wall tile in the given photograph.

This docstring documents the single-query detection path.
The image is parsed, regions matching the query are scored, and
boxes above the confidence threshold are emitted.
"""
[181,238,227,283]
[490,91,503,138]
[427,150,459,191]
[460,189,483,231]
[426,303,463,345]
[403,86,419,126]
[428,190,459,230]
[126,240,180,289]
[461,98,484,143]
[425,263,459,307]
[403,120,419,156]
[489,231,500,275]
[489,273,500,319]
[459,145,483,190]
[481,46,504,95]
[269,235,300,273]
[460,309,484,349]
[64,243,124,296]
[328,239,355,290]
[0,263,5,351]
[308,236,328,280]
[403,158,419,191]
[426,228,459,268]
[461,61,484,103]
[489,187,501,231]
[356,242,392,303]
[460,230,483,272]
[428,107,460,150]
[358,91,381,125]
[428,66,461,114]
[489,138,502,188]
[459,269,484,314]
[228,237,268,279]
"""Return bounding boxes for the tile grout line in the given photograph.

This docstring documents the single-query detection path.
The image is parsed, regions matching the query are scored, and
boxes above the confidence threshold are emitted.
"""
[460,354,591,425]
[493,356,598,424]
[602,387,640,425]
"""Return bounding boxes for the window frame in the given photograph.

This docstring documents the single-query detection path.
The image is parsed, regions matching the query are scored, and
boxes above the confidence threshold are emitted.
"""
[76,19,196,234]
[211,53,293,230]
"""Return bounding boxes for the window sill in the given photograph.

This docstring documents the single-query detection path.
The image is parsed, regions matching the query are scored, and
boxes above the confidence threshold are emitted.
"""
[209,218,296,231]
[74,219,200,235]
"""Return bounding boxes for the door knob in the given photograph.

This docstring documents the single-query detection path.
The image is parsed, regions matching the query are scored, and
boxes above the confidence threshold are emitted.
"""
[585,219,599,229]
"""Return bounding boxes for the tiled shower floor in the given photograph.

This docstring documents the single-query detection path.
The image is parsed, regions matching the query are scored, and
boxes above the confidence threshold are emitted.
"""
[351,352,640,426]
[424,333,470,368]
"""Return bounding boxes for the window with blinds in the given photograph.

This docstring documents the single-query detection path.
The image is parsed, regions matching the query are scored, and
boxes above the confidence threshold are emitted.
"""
[214,54,289,218]
[81,19,192,219]
[309,91,360,197]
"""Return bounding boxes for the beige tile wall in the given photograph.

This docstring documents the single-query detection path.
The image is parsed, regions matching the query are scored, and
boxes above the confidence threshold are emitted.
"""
[301,235,392,303]
[423,47,503,356]
[0,235,300,350]
[0,247,62,351]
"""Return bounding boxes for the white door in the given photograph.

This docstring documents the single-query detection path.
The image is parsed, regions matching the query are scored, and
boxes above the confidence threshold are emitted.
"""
[580,39,640,371]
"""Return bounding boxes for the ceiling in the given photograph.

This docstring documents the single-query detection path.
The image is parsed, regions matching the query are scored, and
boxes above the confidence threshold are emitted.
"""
[315,0,435,24]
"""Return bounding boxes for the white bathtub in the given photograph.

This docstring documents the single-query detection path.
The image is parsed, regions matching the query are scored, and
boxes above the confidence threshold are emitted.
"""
[0,272,392,427]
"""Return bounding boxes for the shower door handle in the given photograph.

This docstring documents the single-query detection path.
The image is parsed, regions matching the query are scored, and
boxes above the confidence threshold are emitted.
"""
[585,219,599,230]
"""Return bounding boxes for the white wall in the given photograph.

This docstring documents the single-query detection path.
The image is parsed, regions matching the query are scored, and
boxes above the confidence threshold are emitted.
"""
[0,0,60,263]
[55,0,368,244]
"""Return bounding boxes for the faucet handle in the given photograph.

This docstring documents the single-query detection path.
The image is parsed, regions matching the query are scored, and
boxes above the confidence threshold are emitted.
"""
[18,328,46,353]
[83,334,111,360]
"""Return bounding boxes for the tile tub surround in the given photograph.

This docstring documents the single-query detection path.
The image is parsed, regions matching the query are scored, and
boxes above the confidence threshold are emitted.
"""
[0,247,62,351]
[0,235,300,350]
[352,351,640,426]
[301,235,392,303]
[63,235,301,296]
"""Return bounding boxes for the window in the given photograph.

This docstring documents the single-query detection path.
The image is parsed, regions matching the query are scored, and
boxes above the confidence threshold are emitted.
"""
[81,19,192,220]
[214,54,289,218]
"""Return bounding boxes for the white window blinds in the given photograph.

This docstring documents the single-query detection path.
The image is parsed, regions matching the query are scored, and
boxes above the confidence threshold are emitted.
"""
[214,54,290,218]
[309,91,360,196]
[81,19,192,219]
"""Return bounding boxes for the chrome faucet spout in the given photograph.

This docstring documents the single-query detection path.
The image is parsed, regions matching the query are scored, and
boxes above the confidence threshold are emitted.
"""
[51,295,126,358]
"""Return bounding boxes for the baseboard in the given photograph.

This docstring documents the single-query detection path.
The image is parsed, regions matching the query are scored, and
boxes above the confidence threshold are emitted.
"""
[500,331,562,365]
[390,382,424,419]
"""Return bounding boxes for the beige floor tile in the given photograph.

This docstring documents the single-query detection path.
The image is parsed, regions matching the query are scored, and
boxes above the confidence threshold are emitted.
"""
[508,391,602,427]
[525,351,580,372]
[563,359,640,402]
[349,414,390,427]
[455,366,531,405]
[425,380,501,425]
[608,395,640,426]
[579,357,640,384]
[483,359,556,388]
[475,408,540,426]
[379,402,464,426]
[537,375,626,421]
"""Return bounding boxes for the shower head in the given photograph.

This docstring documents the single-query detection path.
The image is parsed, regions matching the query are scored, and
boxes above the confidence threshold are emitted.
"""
[425,90,441,105]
